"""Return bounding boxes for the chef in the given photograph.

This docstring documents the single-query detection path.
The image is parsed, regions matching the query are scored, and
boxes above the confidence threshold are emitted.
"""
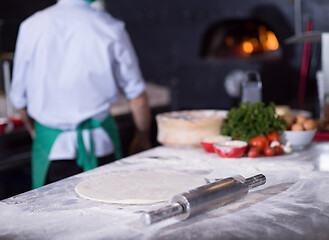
[10,0,151,189]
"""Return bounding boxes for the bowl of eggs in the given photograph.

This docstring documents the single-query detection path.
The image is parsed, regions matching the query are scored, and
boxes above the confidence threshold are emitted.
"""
[280,114,317,150]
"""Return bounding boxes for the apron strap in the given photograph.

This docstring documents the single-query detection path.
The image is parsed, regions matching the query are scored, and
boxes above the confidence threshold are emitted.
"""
[76,115,122,170]
[76,118,100,171]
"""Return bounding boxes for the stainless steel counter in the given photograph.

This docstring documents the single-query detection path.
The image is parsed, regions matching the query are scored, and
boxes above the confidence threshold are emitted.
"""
[1,142,329,240]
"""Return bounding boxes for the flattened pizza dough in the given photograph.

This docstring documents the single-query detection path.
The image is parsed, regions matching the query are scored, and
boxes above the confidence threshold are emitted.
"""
[75,171,207,204]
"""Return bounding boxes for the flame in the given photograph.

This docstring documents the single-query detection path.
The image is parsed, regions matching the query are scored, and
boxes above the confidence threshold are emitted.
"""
[242,41,254,54]
[240,26,279,54]
[265,31,279,50]
[250,38,259,48]
[259,26,279,51]
[219,23,280,56]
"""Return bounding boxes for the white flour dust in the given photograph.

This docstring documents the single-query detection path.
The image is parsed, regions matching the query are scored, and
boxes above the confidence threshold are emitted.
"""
[0,146,329,240]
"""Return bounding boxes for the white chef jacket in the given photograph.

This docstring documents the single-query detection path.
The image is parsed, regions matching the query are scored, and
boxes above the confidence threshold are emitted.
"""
[10,0,146,160]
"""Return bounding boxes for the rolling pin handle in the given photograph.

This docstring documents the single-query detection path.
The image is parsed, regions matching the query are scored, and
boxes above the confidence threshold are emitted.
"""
[245,174,266,188]
[141,202,185,225]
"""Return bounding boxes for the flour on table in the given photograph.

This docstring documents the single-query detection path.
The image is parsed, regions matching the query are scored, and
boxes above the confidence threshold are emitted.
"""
[75,170,207,204]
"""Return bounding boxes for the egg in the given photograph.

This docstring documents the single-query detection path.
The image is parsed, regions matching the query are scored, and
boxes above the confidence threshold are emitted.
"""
[303,119,316,130]
[296,114,307,124]
[282,115,295,129]
[291,123,304,131]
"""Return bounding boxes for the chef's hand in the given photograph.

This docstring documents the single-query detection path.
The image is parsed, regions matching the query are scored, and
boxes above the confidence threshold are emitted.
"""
[17,108,35,139]
[129,92,152,155]
[128,130,152,155]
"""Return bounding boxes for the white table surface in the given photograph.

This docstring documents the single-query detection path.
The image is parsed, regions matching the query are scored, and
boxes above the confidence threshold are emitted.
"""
[1,142,329,240]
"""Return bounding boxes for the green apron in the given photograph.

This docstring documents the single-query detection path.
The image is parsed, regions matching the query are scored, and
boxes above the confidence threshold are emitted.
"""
[31,115,122,189]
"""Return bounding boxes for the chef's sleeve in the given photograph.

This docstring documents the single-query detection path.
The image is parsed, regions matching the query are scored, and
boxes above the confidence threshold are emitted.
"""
[113,26,146,100]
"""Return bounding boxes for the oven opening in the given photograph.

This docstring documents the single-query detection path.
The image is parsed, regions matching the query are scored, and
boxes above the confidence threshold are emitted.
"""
[200,20,282,60]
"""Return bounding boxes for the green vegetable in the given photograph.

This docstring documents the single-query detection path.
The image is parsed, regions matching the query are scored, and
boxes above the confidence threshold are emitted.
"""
[221,102,287,142]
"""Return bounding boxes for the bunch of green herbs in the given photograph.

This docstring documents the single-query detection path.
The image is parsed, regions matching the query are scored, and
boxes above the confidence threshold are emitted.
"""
[221,101,287,142]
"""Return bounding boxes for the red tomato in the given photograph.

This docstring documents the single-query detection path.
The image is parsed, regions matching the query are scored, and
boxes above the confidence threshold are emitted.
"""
[247,147,260,158]
[266,131,281,144]
[273,145,282,155]
[264,146,275,156]
[249,136,269,152]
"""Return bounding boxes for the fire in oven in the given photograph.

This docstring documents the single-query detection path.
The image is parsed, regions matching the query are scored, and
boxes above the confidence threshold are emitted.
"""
[200,20,281,60]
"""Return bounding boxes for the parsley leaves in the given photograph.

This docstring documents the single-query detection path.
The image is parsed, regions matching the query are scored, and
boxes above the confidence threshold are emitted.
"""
[221,102,287,142]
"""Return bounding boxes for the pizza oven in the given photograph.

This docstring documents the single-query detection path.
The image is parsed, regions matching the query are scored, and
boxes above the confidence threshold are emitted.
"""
[104,0,329,117]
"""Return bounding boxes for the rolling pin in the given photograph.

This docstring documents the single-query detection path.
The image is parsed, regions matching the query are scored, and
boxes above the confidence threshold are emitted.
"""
[141,174,266,225]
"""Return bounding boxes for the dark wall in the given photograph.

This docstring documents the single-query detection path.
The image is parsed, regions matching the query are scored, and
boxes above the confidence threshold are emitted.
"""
[0,0,56,52]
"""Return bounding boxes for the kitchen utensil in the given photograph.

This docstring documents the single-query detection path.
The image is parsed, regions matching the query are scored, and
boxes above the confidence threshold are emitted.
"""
[141,174,266,225]
[240,70,262,104]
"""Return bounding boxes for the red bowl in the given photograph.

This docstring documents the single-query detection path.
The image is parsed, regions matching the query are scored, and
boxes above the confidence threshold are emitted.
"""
[9,116,24,125]
[200,135,232,153]
[0,117,8,132]
[213,140,248,158]
[201,141,216,153]
[0,124,6,132]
